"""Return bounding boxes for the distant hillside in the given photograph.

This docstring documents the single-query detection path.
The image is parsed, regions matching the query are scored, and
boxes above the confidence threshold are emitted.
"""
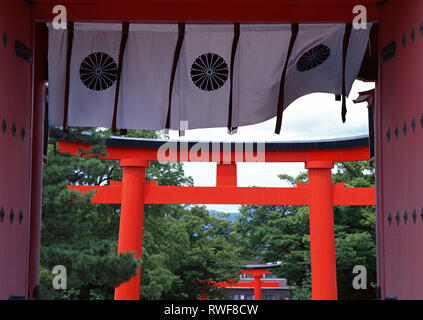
[209,210,240,222]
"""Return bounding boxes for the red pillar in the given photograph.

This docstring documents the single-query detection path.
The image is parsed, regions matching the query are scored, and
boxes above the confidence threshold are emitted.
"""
[245,269,268,300]
[253,275,262,300]
[306,161,337,300]
[114,159,149,300]
[28,23,47,300]
[216,163,237,187]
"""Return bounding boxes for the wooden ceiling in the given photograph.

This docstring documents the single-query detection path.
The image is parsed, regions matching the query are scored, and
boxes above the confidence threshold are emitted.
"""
[30,0,386,23]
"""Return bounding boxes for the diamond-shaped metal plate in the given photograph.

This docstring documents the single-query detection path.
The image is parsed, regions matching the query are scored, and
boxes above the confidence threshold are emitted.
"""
[2,32,6,47]
[394,126,399,139]
[11,122,16,137]
[386,129,391,143]
[0,207,4,222]
[403,210,408,224]
[21,126,25,141]
[396,211,400,226]
[18,210,23,224]
[412,117,416,132]
[9,208,14,224]
[403,121,407,136]
[402,34,407,48]
[388,212,392,226]
[411,28,416,42]
[412,208,417,224]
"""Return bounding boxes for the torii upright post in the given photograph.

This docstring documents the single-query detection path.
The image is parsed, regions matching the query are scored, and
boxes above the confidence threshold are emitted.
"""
[114,159,149,300]
[247,269,271,301]
[307,161,337,300]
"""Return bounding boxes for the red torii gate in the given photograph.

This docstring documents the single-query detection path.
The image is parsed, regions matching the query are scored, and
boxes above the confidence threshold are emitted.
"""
[58,135,375,301]
[204,263,283,301]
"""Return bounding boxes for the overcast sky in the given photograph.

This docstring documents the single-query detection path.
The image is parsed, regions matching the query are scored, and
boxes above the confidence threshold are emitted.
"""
[166,80,375,213]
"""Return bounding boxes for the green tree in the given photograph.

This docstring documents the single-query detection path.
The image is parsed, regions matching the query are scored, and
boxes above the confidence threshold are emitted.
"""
[291,268,312,300]
[332,161,376,300]
[142,206,240,299]
[41,128,141,299]
[40,127,240,300]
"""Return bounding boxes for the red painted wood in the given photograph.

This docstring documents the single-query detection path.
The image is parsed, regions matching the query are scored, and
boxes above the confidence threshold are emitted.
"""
[377,0,423,300]
[145,185,312,205]
[69,184,123,204]
[70,184,310,205]
[114,160,148,300]
[58,141,371,163]
[0,0,33,300]
[27,22,48,301]
[253,276,262,300]
[216,164,237,187]
[374,8,385,300]
[212,269,275,300]
[306,162,337,300]
[32,0,381,23]
[69,183,375,206]
[332,184,375,206]
[213,281,280,288]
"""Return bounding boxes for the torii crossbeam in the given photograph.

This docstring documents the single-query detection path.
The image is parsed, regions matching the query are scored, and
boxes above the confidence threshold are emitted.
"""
[58,136,375,301]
